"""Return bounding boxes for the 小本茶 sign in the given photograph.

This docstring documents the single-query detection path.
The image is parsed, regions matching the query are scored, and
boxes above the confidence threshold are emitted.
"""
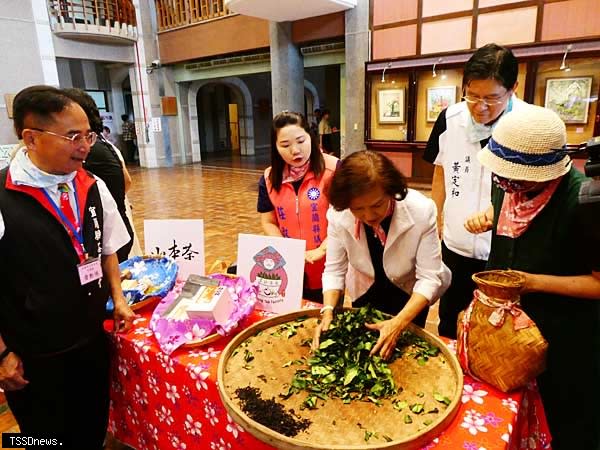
[144,219,205,279]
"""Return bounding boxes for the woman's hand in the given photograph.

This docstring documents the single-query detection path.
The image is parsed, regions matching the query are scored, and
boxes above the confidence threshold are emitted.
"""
[464,205,494,234]
[311,311,334,351]
[365,316,409,360]
[305,247,326,264]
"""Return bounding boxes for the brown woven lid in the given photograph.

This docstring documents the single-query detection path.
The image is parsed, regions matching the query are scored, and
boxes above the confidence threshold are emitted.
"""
[471,270,525,300]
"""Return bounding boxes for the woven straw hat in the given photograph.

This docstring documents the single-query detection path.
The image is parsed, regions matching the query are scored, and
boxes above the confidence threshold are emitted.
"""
[478,104,571,182]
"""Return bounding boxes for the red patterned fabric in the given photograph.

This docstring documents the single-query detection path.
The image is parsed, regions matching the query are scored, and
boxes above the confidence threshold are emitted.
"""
[107,306,551,450]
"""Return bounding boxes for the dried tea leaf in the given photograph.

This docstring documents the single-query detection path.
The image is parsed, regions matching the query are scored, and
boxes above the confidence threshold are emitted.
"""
[393,400,408,411]
[433,392,451,406]
[410,403,424,414]
[244,350,254,363]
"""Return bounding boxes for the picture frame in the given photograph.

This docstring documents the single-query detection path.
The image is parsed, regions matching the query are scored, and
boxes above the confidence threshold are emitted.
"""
[377,89,405,124]
[544,76,593,124]
[427,86,457,122]
[4,94,15,119]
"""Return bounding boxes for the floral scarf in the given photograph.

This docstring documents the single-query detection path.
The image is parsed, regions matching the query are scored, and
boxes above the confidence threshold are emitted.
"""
[496,177,562,238]
[282,160,310,184]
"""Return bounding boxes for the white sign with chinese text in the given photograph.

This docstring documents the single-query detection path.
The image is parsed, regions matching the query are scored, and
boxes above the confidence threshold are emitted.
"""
[237,234,305,314]
[144,219,205,279]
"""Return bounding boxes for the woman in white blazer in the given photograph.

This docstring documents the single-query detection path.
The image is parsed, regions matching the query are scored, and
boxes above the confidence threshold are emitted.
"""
[314,151,451,359]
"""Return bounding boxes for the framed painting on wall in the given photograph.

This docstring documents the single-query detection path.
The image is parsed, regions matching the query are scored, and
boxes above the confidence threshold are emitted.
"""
[427,86,457,122]
[544,77,593,124]
[378,89,405,124]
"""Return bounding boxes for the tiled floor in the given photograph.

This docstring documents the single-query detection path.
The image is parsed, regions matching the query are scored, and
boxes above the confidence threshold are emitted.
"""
[0,162,437,449]
[125,164,265,267]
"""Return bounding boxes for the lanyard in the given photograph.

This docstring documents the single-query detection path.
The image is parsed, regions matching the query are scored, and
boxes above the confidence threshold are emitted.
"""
[41,183,87,256]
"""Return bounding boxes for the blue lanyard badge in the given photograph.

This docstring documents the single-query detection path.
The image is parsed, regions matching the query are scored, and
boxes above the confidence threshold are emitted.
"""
[41,184,86,254]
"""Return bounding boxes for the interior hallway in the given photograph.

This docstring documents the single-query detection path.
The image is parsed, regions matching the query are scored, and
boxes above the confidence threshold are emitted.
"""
[0,163,438,448]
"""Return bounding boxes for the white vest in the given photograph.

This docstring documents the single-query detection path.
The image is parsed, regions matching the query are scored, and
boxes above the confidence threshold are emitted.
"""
[434,97,526,260]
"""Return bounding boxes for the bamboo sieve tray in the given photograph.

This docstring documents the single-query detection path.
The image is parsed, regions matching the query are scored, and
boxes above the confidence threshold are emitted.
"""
[217,309,463,450]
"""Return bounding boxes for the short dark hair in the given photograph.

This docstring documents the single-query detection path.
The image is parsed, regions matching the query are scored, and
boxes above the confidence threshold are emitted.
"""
[327,150,408,211]
[121,114,129,121]
[269,111,324,192]
[463,43,518,91]
[62,88,103,134]
[13,85,74,139]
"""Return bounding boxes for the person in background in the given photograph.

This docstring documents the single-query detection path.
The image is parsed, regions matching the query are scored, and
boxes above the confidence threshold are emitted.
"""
[310,108,321,138]
[423,43,527,339]
[0,85,135,449]
[63,89,134,262]
[257,111,338,302]
[102,125,116,145]
[121,113,137,163]
[313,151,451,359]
[465,105,600,449]
[319,109,334,155]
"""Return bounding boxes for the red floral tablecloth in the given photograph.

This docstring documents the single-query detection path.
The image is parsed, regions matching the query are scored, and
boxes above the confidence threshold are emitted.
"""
[106,305,551,450]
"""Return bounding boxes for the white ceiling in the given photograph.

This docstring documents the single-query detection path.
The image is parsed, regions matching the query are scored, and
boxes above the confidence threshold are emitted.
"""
[225,0,357,22]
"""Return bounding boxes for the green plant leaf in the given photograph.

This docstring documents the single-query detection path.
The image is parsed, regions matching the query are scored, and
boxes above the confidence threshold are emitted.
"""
[410,403,424,414]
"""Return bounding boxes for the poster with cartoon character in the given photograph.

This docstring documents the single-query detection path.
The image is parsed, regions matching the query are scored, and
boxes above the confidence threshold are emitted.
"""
[237,234,304,313]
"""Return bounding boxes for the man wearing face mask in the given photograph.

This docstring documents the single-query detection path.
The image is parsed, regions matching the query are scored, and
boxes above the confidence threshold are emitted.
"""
[465,105,600,449]
[423,43,527,339]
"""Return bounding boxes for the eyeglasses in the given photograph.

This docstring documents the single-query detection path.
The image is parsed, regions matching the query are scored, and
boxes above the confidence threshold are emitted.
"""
[462,91,510,107]
[30,128,97,146]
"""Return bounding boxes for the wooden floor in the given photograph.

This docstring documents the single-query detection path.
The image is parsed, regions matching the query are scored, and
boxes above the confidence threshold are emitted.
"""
[0,162,437,449]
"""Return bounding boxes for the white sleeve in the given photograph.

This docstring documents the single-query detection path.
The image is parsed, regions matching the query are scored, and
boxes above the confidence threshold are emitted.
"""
[412,200,451,303]
[433,130,447,166]
[95,177,130,255]
[321,208,348,292]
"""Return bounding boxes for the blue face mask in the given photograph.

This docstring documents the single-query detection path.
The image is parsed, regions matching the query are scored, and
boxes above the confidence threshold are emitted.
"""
[466,97,513,143]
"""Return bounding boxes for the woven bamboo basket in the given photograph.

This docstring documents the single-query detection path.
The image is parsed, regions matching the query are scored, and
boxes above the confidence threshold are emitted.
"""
[218,309,463,450]
[457,270,548,392]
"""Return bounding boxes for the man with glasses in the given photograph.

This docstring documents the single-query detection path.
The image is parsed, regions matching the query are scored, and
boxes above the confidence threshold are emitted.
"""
[423,44,527,339]
[0,85,136,449]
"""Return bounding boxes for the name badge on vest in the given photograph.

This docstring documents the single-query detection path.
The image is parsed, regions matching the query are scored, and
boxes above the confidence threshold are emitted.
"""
[78,257,103,285]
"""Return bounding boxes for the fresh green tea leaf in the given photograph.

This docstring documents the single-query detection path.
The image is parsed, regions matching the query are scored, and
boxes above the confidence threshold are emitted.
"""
[410,403,424,414]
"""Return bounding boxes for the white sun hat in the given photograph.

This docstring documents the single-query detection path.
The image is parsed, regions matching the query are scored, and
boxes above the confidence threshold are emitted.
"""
[477,104,571,182]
